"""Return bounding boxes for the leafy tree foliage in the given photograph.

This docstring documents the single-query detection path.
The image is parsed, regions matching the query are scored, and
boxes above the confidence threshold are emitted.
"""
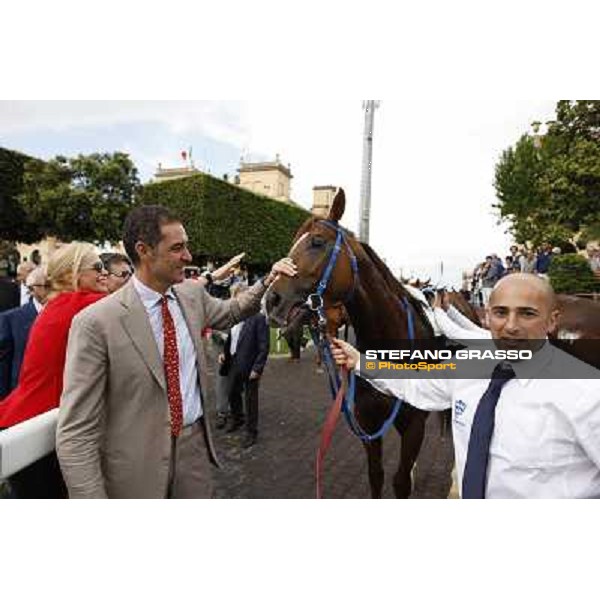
[0,148,45,243]
[19,152,141,243]
[494,101,600,247]
[139,172,310,270]
[548,254,599,294]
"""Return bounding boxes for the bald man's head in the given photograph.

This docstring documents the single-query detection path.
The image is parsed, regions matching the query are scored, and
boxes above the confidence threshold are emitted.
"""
[490,273,556,311]
[487,273,559,343]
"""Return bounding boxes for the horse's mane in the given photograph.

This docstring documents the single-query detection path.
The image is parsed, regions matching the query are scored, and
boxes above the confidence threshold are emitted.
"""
[359,242,434,337]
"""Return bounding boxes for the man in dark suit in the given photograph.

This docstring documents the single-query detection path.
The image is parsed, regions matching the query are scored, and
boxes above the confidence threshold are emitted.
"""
[0,267,49,398]
[0,276,20,314]
[221,285,270,448]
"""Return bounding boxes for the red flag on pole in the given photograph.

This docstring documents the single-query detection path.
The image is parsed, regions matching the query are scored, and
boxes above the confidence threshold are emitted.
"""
[181,150,187,161]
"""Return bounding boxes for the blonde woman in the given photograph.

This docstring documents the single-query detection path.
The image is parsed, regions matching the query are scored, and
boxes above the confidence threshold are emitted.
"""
[0,242,108,498]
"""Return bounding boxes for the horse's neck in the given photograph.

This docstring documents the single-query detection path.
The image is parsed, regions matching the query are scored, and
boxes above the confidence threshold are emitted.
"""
[345,267,408,348]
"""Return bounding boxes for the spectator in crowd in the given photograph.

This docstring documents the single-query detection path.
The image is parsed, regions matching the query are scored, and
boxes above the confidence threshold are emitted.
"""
[471,262,486,307]
[0,243,109,498]
[221,284,270,449]
[535,243,553,275]
[519,249,537,273]
[0,273,20,313]
[209,327,232,429]
[588,247,600,274]
[505,245,522,273]
[100,252,134,293]
[0,267,50,399]
[199,253,250,430]
[16,262,35,306]
[56,206,295,498]
[480,255,504,306]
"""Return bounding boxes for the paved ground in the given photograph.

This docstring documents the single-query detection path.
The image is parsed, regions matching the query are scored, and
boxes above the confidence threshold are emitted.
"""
[209,345,456,499]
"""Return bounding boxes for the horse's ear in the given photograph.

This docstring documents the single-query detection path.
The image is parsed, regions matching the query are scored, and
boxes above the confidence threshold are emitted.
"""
[328,188,346,223]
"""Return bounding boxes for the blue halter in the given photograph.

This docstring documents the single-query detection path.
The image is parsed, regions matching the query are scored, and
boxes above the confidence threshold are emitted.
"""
[305,220,407,443]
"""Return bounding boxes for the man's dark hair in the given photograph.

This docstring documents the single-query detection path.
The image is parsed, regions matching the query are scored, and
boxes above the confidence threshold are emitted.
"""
[123,205,181,266]
[100,252,133,272]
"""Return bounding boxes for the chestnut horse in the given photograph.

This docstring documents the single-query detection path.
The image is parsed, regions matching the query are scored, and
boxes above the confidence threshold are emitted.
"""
[266,189,437,498]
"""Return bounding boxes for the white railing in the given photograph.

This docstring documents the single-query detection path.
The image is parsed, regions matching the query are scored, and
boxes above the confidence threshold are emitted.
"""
[0,409,58,479]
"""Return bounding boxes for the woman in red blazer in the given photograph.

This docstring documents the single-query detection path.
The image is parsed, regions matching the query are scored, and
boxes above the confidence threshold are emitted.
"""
[0,242,109,498]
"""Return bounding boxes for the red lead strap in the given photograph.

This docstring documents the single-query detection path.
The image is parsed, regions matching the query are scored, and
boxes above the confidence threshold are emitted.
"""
[316,366,348,499]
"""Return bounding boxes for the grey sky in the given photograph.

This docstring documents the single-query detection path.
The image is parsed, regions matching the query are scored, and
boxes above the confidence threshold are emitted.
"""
[0,100,557,285]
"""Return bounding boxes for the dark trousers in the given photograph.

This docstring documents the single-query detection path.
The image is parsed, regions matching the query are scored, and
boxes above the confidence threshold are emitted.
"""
[8,452,68,499]
[228,361,260,435]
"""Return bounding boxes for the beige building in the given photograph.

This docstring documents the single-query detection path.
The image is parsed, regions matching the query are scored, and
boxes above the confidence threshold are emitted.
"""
[237,155,293,202]
[153,164,201,183]
[16,237,125,269]
[311,185,337,218]
[16,237,63,268]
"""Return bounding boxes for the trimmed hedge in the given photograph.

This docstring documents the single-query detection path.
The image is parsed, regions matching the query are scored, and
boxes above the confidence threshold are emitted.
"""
[0,147,45,242]
[138,172,310,269]
[548,254,600,294]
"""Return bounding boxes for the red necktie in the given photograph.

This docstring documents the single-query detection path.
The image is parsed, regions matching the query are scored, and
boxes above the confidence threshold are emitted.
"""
[161,296,183,437]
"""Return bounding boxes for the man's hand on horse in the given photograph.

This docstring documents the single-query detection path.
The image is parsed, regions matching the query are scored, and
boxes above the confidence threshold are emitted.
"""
[264,257,297,286]
[330,338,360,371]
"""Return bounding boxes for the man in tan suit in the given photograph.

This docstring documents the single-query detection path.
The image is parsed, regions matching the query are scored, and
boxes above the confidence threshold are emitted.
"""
[56,205,296,498]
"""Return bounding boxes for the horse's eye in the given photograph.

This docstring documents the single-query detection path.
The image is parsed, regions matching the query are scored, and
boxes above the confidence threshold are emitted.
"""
[311,237,326,248]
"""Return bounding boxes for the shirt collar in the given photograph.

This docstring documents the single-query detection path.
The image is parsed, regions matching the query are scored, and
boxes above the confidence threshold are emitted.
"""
[132,275,176,309]
[32,298,43,313]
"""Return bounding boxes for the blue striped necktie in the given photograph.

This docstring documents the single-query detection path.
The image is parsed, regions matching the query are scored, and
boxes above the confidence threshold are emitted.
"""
[462,363,515,499]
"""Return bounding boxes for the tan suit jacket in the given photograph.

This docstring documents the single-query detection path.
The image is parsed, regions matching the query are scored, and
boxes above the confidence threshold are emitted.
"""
[56,278,266,498]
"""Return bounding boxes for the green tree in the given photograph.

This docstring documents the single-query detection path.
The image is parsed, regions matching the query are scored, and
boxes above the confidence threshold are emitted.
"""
[0,148,45,243]
[19,152,141,243]
[494,100,600,248]
[139,172,309,270]
[548,254,599,294]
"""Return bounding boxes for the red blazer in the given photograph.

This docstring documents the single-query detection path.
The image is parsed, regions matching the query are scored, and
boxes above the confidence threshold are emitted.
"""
[0,290,106,428]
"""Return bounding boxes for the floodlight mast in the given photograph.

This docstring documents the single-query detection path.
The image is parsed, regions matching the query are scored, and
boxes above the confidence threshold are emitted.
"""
[359,100,380,244]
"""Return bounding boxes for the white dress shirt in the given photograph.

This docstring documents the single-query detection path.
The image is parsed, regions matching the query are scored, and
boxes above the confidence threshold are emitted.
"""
[358,343,600,498]
[132,276,202,426]
[20,283,31,306]
[230,321,245,356]
[433,306,491,342]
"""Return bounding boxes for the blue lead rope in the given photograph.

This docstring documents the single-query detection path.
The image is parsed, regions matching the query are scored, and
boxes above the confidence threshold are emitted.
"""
[306,220,410,443]
[400,297,416,345]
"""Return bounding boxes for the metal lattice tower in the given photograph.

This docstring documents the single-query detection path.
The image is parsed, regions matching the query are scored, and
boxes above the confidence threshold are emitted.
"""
[359,100,380,244]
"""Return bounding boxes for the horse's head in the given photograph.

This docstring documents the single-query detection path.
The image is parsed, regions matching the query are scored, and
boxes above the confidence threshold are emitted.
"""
[266,188,358,330]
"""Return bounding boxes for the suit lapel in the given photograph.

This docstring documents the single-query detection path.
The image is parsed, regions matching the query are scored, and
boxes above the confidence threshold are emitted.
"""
[237,318,250,350]
[119,282,166,391]
[25,299,37,319]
